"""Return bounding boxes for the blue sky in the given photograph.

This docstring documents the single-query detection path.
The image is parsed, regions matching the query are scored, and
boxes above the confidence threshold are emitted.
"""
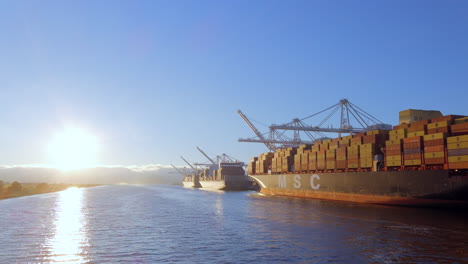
[0,0,467,167]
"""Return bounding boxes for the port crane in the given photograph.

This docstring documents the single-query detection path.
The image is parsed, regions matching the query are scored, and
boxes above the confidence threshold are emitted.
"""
[171,164,187,176]
[237,110,314,151]
[180,156,200,173]
[195,147,243,167]
[238,99,391,151]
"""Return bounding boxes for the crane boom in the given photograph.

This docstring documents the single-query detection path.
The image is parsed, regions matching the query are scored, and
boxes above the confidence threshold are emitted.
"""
[180,156,197,172]
[196,146,216,165]
[237,110,277,151]
[171,164,185,176]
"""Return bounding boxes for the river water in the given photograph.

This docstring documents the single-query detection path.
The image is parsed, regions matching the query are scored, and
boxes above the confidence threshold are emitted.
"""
[0,185,467,263]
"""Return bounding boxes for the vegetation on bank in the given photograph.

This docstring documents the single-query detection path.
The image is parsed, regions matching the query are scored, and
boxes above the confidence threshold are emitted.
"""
[0,180,98,200]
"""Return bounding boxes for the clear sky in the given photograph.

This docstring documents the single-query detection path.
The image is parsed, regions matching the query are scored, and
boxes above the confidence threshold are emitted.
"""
[1,0,467,168]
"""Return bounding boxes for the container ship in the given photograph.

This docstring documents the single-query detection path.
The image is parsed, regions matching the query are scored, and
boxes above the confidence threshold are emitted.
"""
[182,162,255,190]
[247,110,468,208]
[180,149,255,191]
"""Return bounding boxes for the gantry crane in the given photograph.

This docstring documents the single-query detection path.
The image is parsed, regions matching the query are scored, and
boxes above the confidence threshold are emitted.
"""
[237,110,313,151]
[238,99,391,151]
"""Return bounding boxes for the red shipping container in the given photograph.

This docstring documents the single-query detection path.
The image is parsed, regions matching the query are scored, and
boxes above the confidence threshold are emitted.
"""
[408,125,427,133]
[410,120,431,126]
[431,115,465,123]
[427,127,451,134]
[404,153,421,160]
[425,157,446,165]
[451,122,468,133]
[386,149,401,156]
[403,136,423,143]
[336,160,347,169]
[424,145,445,152]
[424,138,445,147]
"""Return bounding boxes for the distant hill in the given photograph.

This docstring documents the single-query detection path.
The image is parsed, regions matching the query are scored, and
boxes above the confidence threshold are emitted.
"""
[0,165,182,185]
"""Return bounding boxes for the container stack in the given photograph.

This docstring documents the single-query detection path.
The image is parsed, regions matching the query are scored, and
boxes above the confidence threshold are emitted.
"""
[447,135,468,169]
[254,153,273,174]
[294,144,311,172]
[247,112,468,175]
[451,120,468,136]
[423,133,447,165]
[279,148,296,173]
[386,128,406,167]
[248,157,258,175]
[347,144,359,169]
[403,136,423,166]
[336,146,347,169]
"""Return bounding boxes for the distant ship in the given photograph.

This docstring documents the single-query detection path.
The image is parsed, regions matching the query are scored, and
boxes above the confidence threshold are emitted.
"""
[177,148,256,191]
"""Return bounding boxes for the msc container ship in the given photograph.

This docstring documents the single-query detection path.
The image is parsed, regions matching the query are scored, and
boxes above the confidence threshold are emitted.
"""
[247,110,468,208]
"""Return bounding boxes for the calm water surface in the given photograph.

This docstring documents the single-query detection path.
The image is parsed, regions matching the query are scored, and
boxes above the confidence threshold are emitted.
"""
[0,185,467,263]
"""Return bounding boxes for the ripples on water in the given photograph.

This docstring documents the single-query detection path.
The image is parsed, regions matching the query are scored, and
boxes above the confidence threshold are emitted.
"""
[0,185,467,263]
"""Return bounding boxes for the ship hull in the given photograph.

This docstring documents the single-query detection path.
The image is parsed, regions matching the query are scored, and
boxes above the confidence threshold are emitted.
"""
[250,170,468,208]
[199,175,255,191]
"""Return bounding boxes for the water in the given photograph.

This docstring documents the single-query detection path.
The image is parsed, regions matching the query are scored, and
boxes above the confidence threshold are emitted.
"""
[0,185,467,263]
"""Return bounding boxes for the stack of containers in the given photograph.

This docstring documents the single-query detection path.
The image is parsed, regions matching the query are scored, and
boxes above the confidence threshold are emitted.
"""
[361,130,388,168]
[308,143,320,171]
[406,120,429,138]
[271,150,282,173]
[317,149,326,170]
[427,120,451,134]
[359,143,375,168]
[336,145,347,169]
[423,133,448,165]
[326,148,336,170]
[447,135,468,169]
[451,119,468,136]
[386,128,407,167]
[294,144,311,172]
[403,136,423,166]
[347,144,360,169]
[259,152,273,174]
[248,157,258,175]
[326,139,339,170]
[280,148,296,173]
[302,149,311,172]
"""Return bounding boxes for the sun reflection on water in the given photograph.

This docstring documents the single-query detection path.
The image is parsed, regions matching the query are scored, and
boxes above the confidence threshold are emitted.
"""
[46,187,89,263]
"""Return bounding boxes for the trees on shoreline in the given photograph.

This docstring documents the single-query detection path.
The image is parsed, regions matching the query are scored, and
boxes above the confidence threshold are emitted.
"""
[0,181,96,200]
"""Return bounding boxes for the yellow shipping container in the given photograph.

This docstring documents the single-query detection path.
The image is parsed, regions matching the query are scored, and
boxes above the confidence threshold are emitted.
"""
[423,133,448,141]
[407,131,426,137]
[386,155,402,162]
[447,135,468,144]
[424,152,445,159]
[427,120,451,129]
[326,161,336,170]
[405,159,422,166]
[386,139,402,146]
[367,129,390,135]
[447,142,468,150]
[386,160,402,167]
[341,135,353,140]
[454,117,468,124]
[360,158,373,168]
[448,155,468,163]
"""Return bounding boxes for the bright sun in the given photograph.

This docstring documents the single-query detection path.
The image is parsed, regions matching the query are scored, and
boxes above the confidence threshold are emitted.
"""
[48,127,98,170]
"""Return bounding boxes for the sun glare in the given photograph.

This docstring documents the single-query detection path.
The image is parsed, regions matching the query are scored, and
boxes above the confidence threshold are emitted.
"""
[48,127,98,170]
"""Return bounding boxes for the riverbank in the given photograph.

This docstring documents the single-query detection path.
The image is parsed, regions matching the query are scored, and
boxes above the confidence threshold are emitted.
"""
[0,182,99,200]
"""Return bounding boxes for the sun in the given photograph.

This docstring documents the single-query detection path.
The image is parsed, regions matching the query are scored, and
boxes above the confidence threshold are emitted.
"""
[48,127,98,170]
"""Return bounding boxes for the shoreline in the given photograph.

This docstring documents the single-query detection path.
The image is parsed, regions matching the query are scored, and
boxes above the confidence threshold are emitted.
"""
[0,183,100,200]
